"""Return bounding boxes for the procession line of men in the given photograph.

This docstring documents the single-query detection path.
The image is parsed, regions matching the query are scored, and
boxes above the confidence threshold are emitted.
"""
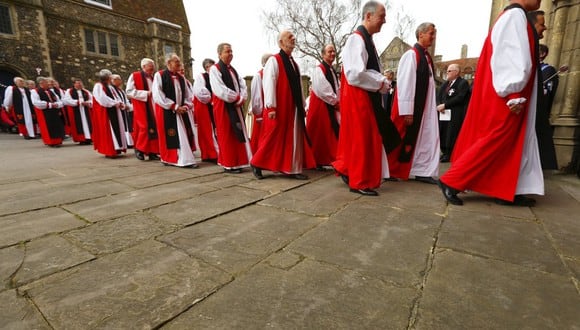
[2,0,555,206]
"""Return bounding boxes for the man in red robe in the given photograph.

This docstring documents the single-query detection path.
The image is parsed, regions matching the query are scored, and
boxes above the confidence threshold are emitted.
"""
[249,53,271,154]
[126,58,160,161]
[209,43,252,173]
[193,58,219,163]
[438,0,543,206]
[31,77,65,147]
[332,1,394,196]
[152,53,197,168]
[250,30,316,180]
[306,44,340,169]
[92,69,128,158]
[62,78,93,145]
[3,77,38,139]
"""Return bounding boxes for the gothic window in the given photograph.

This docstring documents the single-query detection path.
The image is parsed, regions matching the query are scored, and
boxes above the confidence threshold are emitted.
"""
[164,44,174,57]
[84,0,112,10]
[0,4,13,35]
[83,28,120,57]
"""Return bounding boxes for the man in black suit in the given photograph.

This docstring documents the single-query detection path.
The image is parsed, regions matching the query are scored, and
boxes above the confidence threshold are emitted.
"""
[436,63,470,162]
[381,69,396,118]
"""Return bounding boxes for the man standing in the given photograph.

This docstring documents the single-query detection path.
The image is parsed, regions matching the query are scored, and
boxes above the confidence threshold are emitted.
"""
[92,69,128,158]
[209,43,252,173]
[152,53,197,168]
[62,78,93,145]
[126,58,159,161]
[332,1,394,196]
[306,44,340,169]
[250,30,316,180]
[111,74,134,148]
[3,77,37,139]
[31,77,65,147]
[192,58,219,163]
[388,22,440,184]
[382,69,396,117]
[437,64,470,162]
[528,10,558,170]
[249,53,271,154]
[48,78,69,136]
[438,0,543,206]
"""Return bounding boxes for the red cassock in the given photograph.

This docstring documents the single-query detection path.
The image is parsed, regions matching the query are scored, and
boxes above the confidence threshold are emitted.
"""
[440,15,537,201]
[306,81,338,165]
[92,84,126,157]
[211,96,249,169]
[65,89,92,143]
[130,72,159,155]
[193,96,218,160]
[250,115,263,154]
[33,89,64,146]
[251,54,316,173]
[332,74,384,190]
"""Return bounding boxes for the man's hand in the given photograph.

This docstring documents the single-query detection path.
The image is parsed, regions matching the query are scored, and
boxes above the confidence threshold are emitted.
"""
[268,110,276,119]
[509,103,523,115]
[436,104,445,113]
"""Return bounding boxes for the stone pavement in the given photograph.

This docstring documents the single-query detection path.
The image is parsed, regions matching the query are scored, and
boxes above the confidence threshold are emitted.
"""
[1,133,579,329]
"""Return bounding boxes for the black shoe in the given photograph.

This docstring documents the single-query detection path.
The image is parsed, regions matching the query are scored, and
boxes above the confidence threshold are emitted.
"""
[440,155,450,163]
[148,154,160,161]
[495,195,536,207]
[224,168,243,174]
[188,163,199,169]
[287,173,308,180]
[349,188,378,196]
[437,180,463,205]
[340,174,349,185]
[24,135,31,140]
[251,166,264,180]
[415,176,437,185]
[135,150,145,160]
[203,158,218,164]
[316,165,328,171]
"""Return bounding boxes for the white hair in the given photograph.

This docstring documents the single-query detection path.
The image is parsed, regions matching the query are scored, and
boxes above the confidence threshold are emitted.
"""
[140,58,155,68]
[13,77,24,84]
[111,74,121,81]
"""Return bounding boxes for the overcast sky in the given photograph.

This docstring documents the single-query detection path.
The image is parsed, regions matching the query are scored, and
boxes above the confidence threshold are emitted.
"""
[184,0,492,77]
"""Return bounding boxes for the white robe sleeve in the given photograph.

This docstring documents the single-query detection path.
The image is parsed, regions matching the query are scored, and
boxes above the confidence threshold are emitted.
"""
[312,66,339,105]
[262,56,279,108]
[61,89,78,107]
[192,73,212,104]
[92,83,119,108]
[31,89,49,109]
[3,86,13,109]
[209,65,240,103]
[126,73,150,102]
[152,72,175,110]
[490,9,533,99]
[395,50,418,116]
[250,72,263,115]
[343,34,387,92]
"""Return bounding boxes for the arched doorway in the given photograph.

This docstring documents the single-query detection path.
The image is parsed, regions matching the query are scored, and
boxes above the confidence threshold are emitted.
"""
[0,66,21,103]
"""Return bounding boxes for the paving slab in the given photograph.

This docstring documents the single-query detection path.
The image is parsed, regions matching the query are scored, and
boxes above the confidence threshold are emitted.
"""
[288,201,442,287]
[444,193,537,219]
[439,209,567,275]
[112,167,203,189]
[0,207,87,248]
[258,176,359,216]
[416,250,580,329]
[375,180,447,213]
[38,163,163,186]
[0,180,133,216]
[238,173,315,193]
[13,235,95,286]
[163,259,417,329]
[20,240,231,330]
[0,246,24,292]
[0,290,51,330]
[62,179,217,223]
[159,204,323,274]
[566,257,580,279]
[63,213,172,255]
[151,186,268,226]
[191,172,254,189]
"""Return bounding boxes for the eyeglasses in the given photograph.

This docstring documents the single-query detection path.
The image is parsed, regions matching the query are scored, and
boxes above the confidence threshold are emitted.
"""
[447,70,458,73]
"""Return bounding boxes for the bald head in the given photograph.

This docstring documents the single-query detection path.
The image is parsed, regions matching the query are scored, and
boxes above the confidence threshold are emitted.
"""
[278,30,296,55]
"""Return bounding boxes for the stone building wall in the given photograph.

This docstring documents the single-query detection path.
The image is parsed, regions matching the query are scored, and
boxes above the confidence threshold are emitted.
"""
[0,0,191,89]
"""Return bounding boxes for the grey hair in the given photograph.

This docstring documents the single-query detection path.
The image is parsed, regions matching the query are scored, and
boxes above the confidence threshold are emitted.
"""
[202,58,215,70]
[415,22,435,40]
[261,53,272,66]
[13,77,24,84]
[165,53,179,66]
[140,58,155,68]
[36,76,48,84]
[217,43,231,55]
[99,69,112,81]
[361,1,381,20]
